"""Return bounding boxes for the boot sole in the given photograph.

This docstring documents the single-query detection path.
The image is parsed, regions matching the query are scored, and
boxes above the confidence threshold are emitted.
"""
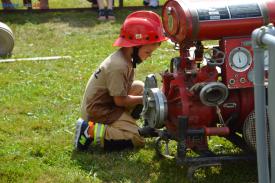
[74,119,83,148]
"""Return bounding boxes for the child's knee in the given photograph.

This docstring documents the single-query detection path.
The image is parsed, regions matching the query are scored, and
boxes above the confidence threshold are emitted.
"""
[129,80,144,95]
[131,134,145,148]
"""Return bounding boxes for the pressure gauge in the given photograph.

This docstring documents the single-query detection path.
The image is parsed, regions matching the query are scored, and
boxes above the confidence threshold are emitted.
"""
[229,47,252,72]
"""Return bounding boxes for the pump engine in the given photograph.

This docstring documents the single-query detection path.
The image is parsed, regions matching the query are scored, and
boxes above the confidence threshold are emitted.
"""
[142,0,274,172]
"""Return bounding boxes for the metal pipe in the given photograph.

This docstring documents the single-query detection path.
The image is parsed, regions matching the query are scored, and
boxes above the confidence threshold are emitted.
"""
[256,25,275,183]
[0,56,71,63]
[268,44,275,183]
[204,127,230,136]
[252,28,270,183]
[262,34,275,45]
[177,116,188,164]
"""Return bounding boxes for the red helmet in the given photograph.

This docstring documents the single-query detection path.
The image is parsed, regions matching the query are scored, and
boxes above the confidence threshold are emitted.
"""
[113,11,168,47]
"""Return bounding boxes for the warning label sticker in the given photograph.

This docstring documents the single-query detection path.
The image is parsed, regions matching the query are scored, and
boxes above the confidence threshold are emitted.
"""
[228,4,261,19]
[198,6,229,20]
[197,3,262,21]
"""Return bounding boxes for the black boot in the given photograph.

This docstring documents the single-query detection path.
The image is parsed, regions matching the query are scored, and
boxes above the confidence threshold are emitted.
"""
[104,139,133,151]
[131,104,143,119]
[138,126,159,138]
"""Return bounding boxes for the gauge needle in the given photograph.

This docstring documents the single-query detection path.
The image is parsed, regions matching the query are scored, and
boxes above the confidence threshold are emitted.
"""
[238,53,242,63]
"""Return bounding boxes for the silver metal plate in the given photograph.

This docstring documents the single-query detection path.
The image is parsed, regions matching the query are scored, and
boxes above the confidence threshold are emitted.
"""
[199,82,228,106]
[144,74,157,89]
[142,88,167,129]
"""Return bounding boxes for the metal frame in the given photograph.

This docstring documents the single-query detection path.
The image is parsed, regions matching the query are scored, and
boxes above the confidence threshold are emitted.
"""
[252,24,275,183]
[155,116,257,180]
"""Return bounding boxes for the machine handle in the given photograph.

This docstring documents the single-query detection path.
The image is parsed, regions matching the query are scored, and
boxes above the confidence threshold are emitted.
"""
[203,47,225,66]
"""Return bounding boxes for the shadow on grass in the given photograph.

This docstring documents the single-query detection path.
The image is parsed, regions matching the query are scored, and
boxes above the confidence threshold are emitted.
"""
[0,8,162,28]
[0,11,121,27]
[71,140,258,183]
[71,147,157,182]
[71,141,190,183]
[199,161,257,183]
[154,156,258,183]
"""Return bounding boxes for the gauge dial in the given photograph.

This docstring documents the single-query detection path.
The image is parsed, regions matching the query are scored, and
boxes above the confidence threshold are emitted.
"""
[229,47,252,72]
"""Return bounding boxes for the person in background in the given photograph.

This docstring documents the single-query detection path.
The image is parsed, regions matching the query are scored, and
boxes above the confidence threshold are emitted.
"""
[39,0,49,9]
[92,0,98,8]
[143,0,159,8]
[74,11,167,152]
[21,0,48,9]
[97,0,115,21]
[1,0,14,10]
[87,0,98,8]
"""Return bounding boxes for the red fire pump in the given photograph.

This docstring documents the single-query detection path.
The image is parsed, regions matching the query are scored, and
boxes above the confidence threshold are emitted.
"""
[142,0,274,175]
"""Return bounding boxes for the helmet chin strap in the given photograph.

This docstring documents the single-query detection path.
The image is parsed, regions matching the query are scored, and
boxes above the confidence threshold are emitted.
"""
[132,47,142,68]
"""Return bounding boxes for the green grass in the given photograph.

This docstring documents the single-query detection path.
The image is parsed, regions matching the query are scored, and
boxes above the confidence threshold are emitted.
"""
[0,3,258,183]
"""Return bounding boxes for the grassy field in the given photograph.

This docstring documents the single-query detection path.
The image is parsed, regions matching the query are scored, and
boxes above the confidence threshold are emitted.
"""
[0,1,258,183]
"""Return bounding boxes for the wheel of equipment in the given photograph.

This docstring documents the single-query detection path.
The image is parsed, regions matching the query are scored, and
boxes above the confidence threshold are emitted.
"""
[0,22,14,56]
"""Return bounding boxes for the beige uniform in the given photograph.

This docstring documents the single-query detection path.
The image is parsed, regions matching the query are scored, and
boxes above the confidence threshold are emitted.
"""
[81,49,145,147]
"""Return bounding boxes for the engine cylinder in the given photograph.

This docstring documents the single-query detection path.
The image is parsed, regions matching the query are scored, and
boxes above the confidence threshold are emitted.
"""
[162,0,275,43]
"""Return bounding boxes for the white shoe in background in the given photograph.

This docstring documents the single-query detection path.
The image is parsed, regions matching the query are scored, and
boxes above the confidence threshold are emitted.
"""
[149,0,159,8]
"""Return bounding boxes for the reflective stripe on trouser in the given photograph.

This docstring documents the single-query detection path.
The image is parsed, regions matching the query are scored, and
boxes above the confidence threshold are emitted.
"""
[104,112,145,148]
[93,123,106,148]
